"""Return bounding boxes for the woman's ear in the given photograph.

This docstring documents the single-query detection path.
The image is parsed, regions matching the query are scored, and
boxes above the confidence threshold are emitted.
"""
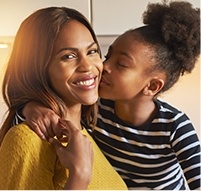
[143,78,164,96]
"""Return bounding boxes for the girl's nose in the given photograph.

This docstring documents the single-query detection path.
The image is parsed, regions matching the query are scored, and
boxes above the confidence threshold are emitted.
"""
[103,60,111,73]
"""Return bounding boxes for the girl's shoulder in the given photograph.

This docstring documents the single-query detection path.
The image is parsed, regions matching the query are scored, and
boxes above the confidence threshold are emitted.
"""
[155,99,183,114]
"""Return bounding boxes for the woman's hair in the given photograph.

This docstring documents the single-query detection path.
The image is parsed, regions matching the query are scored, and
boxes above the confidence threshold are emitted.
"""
[127,0,200,93]
[0,7,101,144]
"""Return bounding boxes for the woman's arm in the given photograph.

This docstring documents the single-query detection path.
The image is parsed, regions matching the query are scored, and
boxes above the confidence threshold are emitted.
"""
[50,119,94,190]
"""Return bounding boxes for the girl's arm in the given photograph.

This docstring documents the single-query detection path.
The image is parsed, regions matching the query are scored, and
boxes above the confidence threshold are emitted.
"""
[170,116,201,190]
[20,101,60,140]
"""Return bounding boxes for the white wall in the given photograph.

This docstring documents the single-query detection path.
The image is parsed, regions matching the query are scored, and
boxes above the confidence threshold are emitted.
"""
[159,59,200,138]
[92,0,200,35]
[0,0,90,36]
[0,37,13,125]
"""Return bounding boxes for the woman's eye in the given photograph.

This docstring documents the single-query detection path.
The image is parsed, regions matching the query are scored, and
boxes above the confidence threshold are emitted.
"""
[61,54,75,60]
[88,49,98,55]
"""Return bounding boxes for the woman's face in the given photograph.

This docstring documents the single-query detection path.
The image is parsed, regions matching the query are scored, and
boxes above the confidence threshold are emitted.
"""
[99,32,154,101]
[48,20,102,106]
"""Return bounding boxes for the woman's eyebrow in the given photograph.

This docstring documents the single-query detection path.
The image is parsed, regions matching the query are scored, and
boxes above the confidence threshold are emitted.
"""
[56,47,77,55]
[56,42,97,55]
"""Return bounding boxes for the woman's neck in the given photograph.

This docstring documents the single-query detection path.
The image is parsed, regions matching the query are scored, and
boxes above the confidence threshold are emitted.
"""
[64,104,82,130]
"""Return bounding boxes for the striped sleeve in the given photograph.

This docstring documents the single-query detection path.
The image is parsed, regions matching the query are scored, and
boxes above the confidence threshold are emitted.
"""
[169,114,201,190]
[12,110,26,126]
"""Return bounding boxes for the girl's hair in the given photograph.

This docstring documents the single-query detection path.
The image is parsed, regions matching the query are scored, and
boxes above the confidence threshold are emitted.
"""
[0,7,101,144]
[127,0,200,93]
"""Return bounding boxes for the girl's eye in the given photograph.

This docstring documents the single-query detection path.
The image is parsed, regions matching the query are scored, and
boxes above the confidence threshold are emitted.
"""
[117,62,128,68]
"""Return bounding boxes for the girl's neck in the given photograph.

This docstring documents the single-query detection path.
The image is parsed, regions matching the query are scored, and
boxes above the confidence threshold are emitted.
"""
[114,99,157,126]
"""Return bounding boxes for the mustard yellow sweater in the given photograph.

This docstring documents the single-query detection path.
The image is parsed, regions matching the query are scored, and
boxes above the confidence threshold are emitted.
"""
[0,123,127,190]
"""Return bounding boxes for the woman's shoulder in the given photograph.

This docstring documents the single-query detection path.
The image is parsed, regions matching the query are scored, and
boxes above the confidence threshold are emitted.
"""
[0,122,57,173]
[0,123,61,189]
[5,123,43,144]
[1,122,54,156]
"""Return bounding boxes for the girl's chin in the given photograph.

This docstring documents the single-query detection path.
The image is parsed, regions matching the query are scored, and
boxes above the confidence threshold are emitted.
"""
[98,89,110,99]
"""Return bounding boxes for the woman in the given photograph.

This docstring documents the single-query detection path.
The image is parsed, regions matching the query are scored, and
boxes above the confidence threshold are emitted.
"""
[0,7,127,190]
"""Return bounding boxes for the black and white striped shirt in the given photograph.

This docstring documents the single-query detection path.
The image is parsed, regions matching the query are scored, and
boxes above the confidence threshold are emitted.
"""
[93,98,201,190]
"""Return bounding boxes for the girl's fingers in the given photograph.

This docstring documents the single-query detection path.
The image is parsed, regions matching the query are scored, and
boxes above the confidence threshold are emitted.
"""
[46,124,56,138]
[30,121,47,140]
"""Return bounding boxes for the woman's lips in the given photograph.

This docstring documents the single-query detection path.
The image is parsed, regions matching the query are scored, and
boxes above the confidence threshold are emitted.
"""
[76,78,95,86]
[73,76,98,89]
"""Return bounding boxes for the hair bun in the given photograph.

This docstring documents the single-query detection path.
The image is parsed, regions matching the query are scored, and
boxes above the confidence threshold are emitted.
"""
[143,0,200,73]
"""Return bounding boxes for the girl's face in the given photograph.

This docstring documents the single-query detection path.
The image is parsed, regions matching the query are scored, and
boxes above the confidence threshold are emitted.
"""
[99,32,154,101]
[48,20,102,106]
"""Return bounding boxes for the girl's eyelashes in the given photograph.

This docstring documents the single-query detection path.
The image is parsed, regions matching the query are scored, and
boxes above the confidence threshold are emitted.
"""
[117,62,128,68]
[103,53,128,68]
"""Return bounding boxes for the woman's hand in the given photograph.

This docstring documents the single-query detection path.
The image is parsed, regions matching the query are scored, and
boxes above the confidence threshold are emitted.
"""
[49,119,94,190]
[23,102,60,140]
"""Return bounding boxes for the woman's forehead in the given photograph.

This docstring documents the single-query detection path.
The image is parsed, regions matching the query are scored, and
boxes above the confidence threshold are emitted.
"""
[53,20,94,49]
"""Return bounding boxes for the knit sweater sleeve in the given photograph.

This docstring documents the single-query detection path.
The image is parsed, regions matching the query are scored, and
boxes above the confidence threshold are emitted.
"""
[170,114,201,190]
[0,123,59,189]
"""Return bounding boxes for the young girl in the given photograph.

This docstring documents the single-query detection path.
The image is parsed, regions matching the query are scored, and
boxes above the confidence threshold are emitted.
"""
[13,0,200,190]
[96,1,200,189]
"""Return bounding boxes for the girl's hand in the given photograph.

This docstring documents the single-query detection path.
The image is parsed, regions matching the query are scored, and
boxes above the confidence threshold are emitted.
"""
[23,102,60,140]
[49,119,94,190]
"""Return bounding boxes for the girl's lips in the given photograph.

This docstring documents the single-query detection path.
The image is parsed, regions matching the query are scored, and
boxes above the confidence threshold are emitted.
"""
[100,76,110,86]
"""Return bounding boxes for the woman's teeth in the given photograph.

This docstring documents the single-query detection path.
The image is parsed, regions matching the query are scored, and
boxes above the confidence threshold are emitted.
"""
[77,79,94,86]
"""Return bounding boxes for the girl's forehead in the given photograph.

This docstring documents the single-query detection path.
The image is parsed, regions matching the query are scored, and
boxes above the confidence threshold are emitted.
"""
[111,33,154,62]
[112,33,142,50]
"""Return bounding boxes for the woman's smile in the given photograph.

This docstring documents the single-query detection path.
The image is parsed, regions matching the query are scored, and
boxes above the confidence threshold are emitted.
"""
[73,75,97,90]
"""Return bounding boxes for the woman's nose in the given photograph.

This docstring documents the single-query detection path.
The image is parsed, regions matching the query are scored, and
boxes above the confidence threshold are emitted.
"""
[78,58,93,72]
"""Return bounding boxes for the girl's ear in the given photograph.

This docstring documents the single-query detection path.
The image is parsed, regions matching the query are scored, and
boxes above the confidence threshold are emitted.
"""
[143,78,164,96]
